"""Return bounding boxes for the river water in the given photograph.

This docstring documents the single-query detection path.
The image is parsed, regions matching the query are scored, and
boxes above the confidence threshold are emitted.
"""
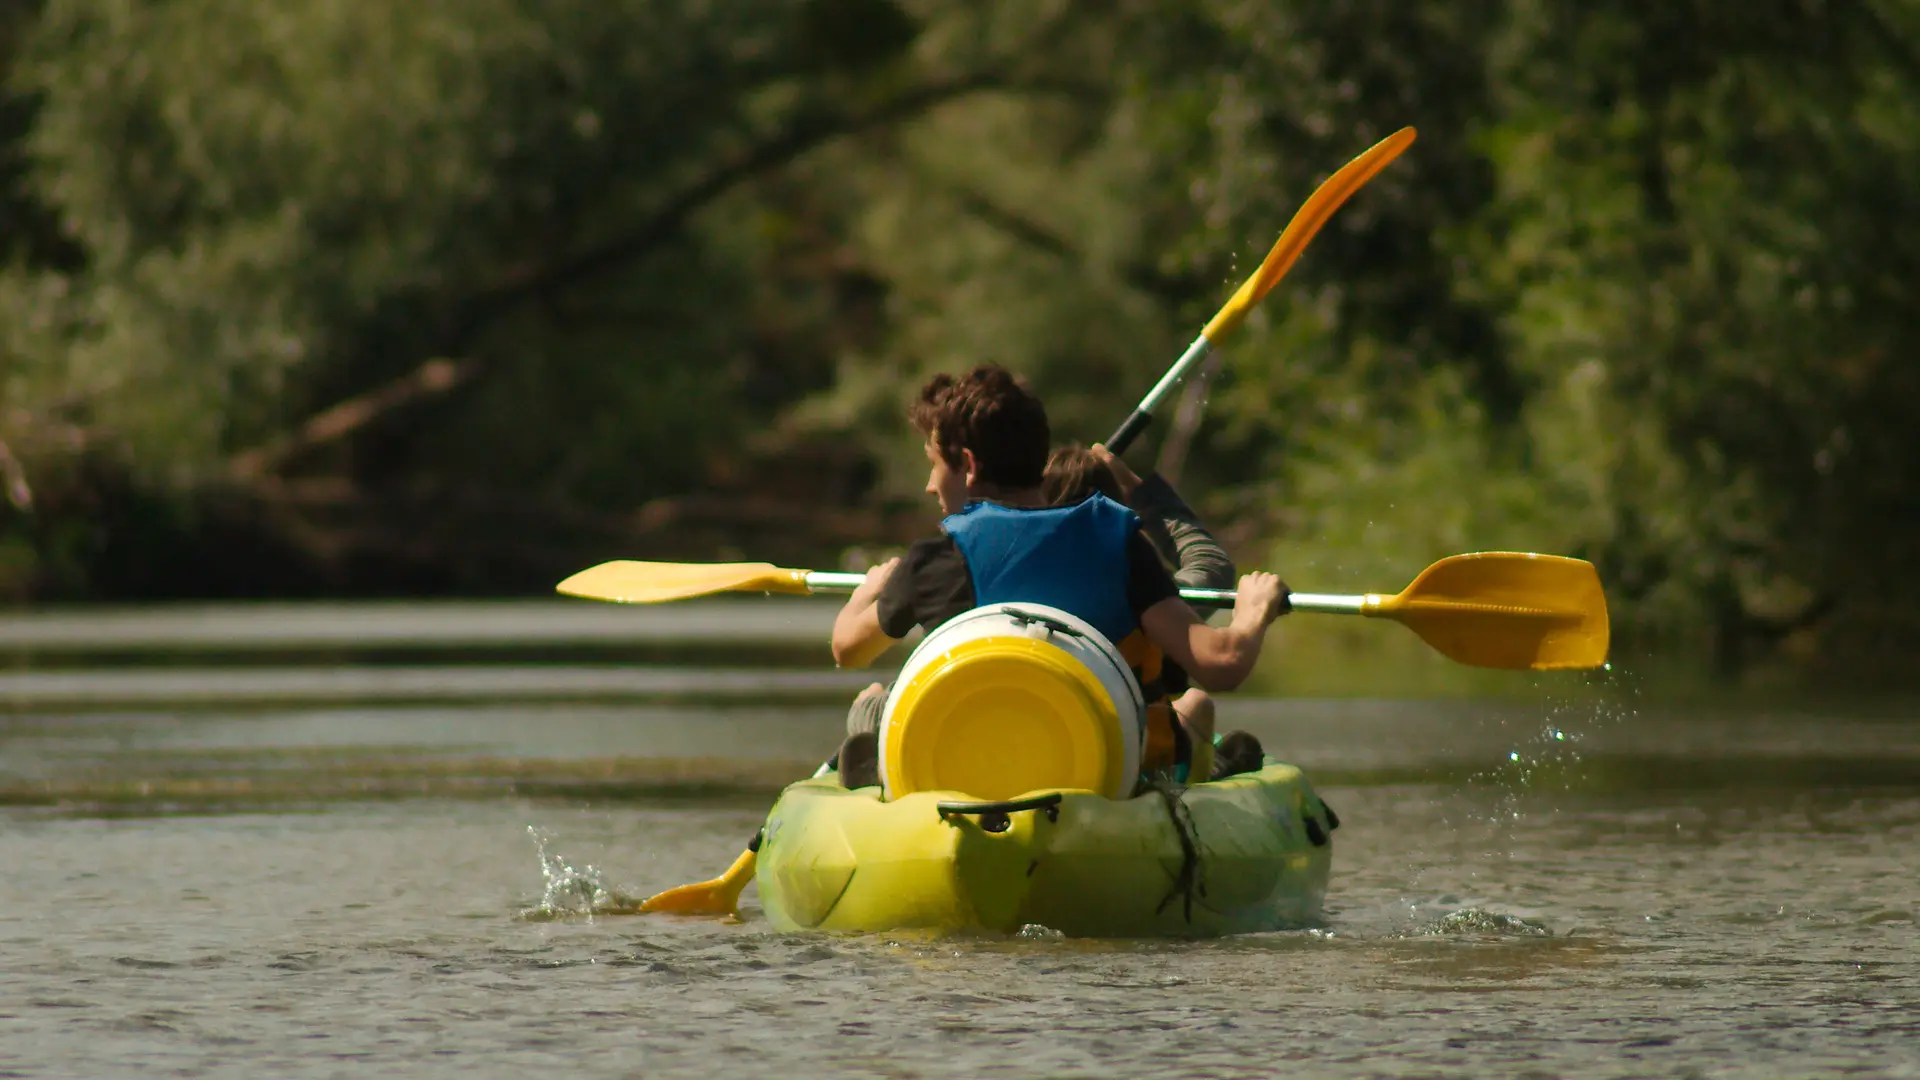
[1,601,1916,1078]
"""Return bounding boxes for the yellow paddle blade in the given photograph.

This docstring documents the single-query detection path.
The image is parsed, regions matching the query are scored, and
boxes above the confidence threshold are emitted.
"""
[555,560,811,604]
[637,849,757,916]
[1370,552,1610,671]
[1203,126,1417,343]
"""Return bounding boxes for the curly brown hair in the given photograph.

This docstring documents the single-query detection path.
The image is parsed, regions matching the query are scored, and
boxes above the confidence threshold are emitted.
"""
[908,366,1050,489]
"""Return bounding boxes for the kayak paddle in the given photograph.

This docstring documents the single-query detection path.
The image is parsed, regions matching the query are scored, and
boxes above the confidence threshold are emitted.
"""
[1105,126,1416,455]
[585,550,1606,917]
[558,550,1610,671]
[635,845,757,917]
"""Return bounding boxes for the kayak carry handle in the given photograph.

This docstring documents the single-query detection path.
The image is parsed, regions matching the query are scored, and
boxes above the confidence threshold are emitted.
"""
[936,792,1064,832]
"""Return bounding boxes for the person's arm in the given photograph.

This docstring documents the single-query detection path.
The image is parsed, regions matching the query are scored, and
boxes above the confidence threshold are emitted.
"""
[1131,473,1236,592]
[1091,445,1236,592]
[831,557,901,669]
[1138,571,1290,691]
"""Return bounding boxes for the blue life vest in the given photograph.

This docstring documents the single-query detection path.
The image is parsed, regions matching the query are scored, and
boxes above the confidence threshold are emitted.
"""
[941,495,1140,646]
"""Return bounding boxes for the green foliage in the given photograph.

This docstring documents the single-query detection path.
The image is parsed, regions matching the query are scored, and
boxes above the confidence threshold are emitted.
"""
[11,0,810,473]
[1464,0,1920,660]
[1,0,1917,675]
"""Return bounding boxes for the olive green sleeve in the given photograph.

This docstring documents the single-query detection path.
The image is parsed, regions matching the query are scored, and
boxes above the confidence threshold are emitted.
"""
[1130,473,1237,593]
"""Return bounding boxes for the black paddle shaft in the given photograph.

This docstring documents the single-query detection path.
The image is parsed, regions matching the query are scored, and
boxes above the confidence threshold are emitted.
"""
[1106,409,1153,455]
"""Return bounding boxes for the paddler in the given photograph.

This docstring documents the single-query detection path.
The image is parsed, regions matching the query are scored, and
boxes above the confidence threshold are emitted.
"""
[1041,442,1270,782]
[830,365,1291,789]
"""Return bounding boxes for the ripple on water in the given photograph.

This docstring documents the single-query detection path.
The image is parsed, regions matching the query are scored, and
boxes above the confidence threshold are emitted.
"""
[6,673,1920,1079]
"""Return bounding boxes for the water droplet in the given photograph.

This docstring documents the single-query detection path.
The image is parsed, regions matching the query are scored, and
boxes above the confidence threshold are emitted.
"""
[1508,752,1520,761]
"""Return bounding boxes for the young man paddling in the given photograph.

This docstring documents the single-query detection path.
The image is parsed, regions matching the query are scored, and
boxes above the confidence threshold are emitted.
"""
[831,365,1290,788]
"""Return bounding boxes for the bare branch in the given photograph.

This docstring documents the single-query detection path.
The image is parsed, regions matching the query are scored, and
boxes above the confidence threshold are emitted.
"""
[1153,351,1222,485]
[0,437,31,510]
[925,173,1209,303]
[229,357,479,481]
[439,71,1105,354]
[240,23,1110,481]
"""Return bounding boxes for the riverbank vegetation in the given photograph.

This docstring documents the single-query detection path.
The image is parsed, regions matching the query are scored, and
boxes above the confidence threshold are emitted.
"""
[3,0,1916,678]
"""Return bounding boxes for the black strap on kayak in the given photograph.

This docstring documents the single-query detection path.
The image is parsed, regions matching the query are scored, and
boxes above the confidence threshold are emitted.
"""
[1150,780,1205,923]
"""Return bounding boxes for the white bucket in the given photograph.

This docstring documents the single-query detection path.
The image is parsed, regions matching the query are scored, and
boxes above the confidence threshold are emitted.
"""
[878,603,1144,801]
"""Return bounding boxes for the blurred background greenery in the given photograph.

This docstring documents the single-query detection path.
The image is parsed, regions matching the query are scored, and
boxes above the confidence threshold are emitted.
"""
[1,0,1915,683]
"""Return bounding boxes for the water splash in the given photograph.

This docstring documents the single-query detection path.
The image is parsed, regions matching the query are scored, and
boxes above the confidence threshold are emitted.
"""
[520,826,644,921]
[1472,664,1642,809]
[1413,908,1552,937]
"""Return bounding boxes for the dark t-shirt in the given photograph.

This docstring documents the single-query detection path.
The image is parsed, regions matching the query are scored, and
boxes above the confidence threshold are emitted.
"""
[875,530,1182,643]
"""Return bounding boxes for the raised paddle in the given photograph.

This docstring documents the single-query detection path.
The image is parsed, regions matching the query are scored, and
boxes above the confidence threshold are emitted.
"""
[557,551,1610,672]
[1106,126,1417,455]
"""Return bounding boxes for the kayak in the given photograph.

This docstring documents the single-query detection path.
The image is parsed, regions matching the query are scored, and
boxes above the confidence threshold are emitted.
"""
[755,759,1336,937]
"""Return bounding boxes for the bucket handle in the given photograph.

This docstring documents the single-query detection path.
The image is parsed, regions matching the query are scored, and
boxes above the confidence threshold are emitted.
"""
[936,792,1064,833]
[1005,610,1085,642]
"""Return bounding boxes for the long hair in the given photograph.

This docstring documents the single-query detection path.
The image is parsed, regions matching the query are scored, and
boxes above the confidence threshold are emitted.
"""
[1043,443,1125,506]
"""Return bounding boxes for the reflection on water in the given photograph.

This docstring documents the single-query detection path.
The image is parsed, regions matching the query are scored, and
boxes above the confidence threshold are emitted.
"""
[0,600,1916,1078]
[0,598,839,652]
[0,664,874,706]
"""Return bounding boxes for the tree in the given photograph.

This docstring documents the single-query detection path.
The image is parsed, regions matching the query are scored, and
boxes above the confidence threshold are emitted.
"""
[0,0,1108,593]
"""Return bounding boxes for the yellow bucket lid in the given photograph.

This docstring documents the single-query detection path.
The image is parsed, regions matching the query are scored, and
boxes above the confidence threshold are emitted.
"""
[880,634,1125,801]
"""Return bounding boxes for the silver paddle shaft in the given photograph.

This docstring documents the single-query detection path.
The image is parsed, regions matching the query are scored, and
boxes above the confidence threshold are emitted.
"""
[803,572,1368,615]
[1138,334,1214,416]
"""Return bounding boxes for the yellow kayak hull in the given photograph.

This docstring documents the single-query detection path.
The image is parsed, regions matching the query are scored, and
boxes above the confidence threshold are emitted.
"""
[756,761,1334,937]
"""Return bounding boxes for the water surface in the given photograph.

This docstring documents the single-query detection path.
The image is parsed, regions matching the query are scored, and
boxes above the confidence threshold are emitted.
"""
[1,602,1915,1078]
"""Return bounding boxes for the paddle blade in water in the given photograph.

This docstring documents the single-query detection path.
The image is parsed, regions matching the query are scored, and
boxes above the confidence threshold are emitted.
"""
[555,561,812,604]
[637,849,757,916]
[1372,552,1611,671]
[1202,126,1417,343]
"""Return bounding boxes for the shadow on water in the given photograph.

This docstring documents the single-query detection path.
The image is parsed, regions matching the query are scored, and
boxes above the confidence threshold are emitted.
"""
[0,748,819,817]
[10,677,1919,815]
